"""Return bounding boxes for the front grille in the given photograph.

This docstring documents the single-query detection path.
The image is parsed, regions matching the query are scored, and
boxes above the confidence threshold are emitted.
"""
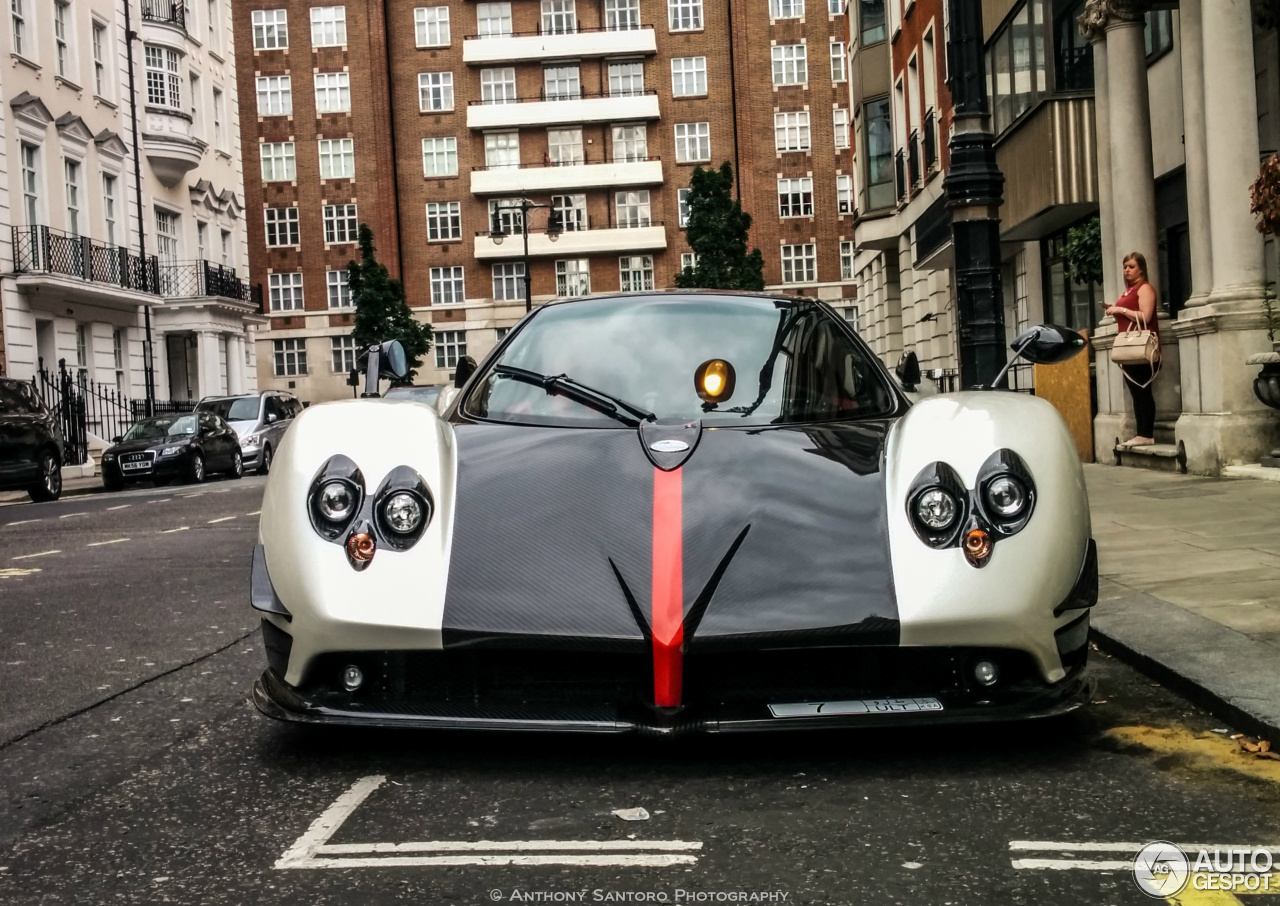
[119,451,155,471]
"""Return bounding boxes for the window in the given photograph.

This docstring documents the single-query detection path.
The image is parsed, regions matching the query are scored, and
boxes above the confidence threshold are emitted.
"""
[781,243,817,283]
[541,0,576,34]
[197,220,208,260]
[836,174,853,213]
[671,57,707,97]
[616,190,651,228]
[54,1,70,78]
[64,159,81,235]
[327,270,351,308]
[777,178,812,218]
[674,122,710,163]
[547,128,583,165]
[489,198,525,233]
[419,72,454,111]
[480,68,516,104]
[189,72,201,125]
[772,45,807,85]
[860,0,884,43]
[1054,0,1092,92]
[619,256,654,292]
[331,336,358,372]
[75,325,88,377]
[841,306,859,330]
[668,0,702,31]
[987,1,1049,136]
[212,88,226,150]
[608,62,645,97]
[252,9,288,49]
[92,22,107,95]
[678,188,691,227]
[269,272,304,311]
[477,2,512,36]
[496,327,511,341]
[680,252,697,272]
[11,0,24,56]
[431,266,465,304]
[261,142,296,181]
[1144,9,1172,59]
[274,338,307,376]
[435,330,466,368]
[415,7,450,46]
[311,6,346,45]
[864,97,894,209]
[147,46,182,109]
[605,0,640,30]
[484,132,520,169]
[770,0,802,19]
[155,209,179,265]
[833,107,850,149]
[544,65,581,101]
[113,328,126,392]
[318,138,355,179]
[492,262,525,301]
[829,0,843,13]
[314,72,350,113]
[255,75,292,116]
[423,137,458,176]
[20,143,39,226]
[831,42,846,81]
[774,111,810,151]
[221,229,232,267]
[840,241,854,280]
[426,202,462,241]
[103,174,118,246]
[264,206,300,246]
[323,204,358,243]
[552,194,587,230]
[613,124,647,162]
[556,259,591,296]
[208,0,219,50]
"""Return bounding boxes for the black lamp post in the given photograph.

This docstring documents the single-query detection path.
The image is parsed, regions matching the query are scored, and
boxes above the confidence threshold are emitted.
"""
[945,0,1007,389]
[489,199,563,313]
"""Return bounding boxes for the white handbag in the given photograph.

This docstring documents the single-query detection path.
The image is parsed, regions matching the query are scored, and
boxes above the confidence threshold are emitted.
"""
[1111,310,1160,387]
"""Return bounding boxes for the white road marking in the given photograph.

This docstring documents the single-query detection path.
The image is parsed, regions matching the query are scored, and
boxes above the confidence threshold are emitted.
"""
[1011,859,1132,871]
[160,527,189,534]
[277,776,703,871]
[107,505,131,511]
[86,538,130,547]
[246,510,261,516]
[59,512,87,519]
[12,550,60,560]
[0,568,41,579]
[5,520,39,526]
[207,516,235,524]
[148,499,171,504]
[1010,842,1280,872]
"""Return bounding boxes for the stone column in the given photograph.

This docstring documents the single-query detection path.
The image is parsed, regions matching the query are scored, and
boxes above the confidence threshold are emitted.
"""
[227,333,245,395]
[1179,0,1213,307]
[1089,34,1120,306]
[196,330,222,400]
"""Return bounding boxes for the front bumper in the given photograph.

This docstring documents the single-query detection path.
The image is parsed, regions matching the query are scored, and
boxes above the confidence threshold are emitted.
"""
[105,452,191,482]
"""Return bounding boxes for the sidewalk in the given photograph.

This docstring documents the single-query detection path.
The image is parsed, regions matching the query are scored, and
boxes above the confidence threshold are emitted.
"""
[0,474,106,508]
[1085,463,1280,738]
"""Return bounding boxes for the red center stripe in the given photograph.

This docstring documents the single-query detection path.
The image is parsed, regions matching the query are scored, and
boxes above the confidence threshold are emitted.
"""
[651,467,684,708]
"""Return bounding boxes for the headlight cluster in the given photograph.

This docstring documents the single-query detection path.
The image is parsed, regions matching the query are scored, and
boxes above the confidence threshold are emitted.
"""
[160,445,185,456]
[307,456,433,570]
[906,449,1036,568]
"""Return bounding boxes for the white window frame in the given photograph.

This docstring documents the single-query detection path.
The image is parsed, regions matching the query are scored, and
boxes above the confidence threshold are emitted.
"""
[426,201,462,242]
[264,205,300,247]
[268,272,305,312]
[252,9,288,50]
[674,122,710,163]
[11,0,26,58]
[255,75,292,116]
[615,190,651,228]
[419,72,454,112]
[608,61,645,97]
[492,262,525,301]
[541,0,577,34]
[430,266,466,304]
[327,269,352,309]
[64,158,82,236]
[680,252,698,272]
[317,138,355,179]
[323,203,358,244]
[484,132,520,169]
[605,0,641,30]
[260,141,296,181]
[273,338,307,376]
[314,72,351,113]
[415,6,451,47]
[489,198,525,234]
[543,65,581,101]
[777,177,813,218]
[612,124,647,162]
[310,6,347,46]
[54,0,72,80]
[92,20,108,97]
[840,241,854,280]
[480,68,517,105]
[477,2,512,37]
[671,57,707,97]
[831,41,847,82]
[771,45,808,86]
[551,194,587,231]
[555,259,591,297]
[619,255,654,292]
[774,111,811,151]
[668,0,703,31]
[146,45,182,109]
[435,330,466,368]
[833,107,851,149]
[678,187,691,227]
[212,87,227,150]
[780,243,817,284]
[547,128,583,165]
[836,174,853,214]
[422,137,458,176]
[770,0,803,19]
[20,143,41,226]
[102,173,119,246]
[331,335,358,372]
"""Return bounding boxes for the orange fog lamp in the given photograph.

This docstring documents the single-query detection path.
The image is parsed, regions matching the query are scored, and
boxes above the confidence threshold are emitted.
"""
[346,532,376,563]
[694,358,736,403]
[963,528,993,568]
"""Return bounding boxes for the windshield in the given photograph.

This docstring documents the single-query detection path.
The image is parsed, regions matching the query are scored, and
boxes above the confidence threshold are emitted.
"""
[123,415,198,441]
[198,397,260,421]
[463,295,897,427]
[385,386,442,404]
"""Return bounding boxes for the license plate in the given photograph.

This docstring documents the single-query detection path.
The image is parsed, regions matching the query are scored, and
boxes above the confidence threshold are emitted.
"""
[120,460,151,471]
[768,697,944,718]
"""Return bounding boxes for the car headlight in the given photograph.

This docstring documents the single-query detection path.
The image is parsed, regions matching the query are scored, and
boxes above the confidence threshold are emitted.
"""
[308,455,365,542]
[976,449,1036,535]
[983,475,1027,518]
[103,453,115,462]
[243,434,261,447]
[381,492,424,534]
[317,480,357,522]
[914,487,959,531]
[906,461,969,549]
[372,466,434,552]
[161,445,185,456]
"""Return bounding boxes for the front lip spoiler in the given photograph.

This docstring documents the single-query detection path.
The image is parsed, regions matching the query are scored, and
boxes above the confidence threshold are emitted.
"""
[252,664,1093,736]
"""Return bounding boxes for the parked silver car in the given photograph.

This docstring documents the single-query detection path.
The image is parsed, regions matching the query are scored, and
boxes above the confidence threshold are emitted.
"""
[195,391,301,474]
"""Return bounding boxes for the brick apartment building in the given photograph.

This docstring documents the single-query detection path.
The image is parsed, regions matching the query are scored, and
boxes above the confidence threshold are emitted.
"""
[235,0,856,403]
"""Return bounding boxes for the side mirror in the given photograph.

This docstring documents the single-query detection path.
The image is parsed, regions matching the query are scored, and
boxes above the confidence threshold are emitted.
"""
[895,351,922,392]
[357,339,409,398]
[454,355,478,389]
[1010,324,1087,365]
[265,412,278,424]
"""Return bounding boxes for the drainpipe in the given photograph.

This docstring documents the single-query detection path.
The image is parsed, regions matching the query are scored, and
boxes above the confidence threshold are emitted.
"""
[124,0,156,416]
[726,0,742,198]
[380,0,404,275]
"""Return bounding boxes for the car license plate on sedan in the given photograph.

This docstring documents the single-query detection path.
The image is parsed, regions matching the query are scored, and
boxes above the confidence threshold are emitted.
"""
[120,455,152,472]
[768,697,944,718]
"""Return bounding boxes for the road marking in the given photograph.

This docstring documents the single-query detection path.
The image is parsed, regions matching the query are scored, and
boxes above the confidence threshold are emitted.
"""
[276,776,702,870]
[59,512,87,519]
[160,527,189,534]
[0,568,41,579]
[207,516,235,524]
[12,550,60,560]
[246,510,261,516]
[107,504,131,511]
[148,499,171,504]
[5,520,39,527]
[86,538,130,547]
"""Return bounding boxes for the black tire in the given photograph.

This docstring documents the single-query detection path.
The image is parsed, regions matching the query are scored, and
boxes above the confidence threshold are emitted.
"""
[187,452,206,484]
[259,444,272,475]
[28,449,62,502]
[103,468,125,493]
[230,450,244,479]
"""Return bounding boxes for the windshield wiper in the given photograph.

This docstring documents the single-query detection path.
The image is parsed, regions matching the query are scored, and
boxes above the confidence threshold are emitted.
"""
[493,365,656,427]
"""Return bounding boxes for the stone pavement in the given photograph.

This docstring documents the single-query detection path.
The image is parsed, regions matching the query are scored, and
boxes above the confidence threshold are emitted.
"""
[1085,463,1280,737]
[0,474,105,507]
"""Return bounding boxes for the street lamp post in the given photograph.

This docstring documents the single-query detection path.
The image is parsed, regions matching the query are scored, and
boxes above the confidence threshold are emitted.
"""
[490,199,562,313]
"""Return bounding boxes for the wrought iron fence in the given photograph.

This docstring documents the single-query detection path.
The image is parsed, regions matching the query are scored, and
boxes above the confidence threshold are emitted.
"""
[141,0,186,30]
[156,259,254,303]
[923,109,938,171]
[11,225,160,295]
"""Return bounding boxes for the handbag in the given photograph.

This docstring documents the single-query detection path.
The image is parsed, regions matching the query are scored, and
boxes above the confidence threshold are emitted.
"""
[1111,309,1160,387]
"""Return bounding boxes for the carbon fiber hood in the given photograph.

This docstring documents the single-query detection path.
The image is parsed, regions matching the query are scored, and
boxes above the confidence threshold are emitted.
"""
[440,420,900,650]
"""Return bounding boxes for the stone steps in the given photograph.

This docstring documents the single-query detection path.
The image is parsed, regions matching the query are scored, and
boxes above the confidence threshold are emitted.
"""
[1113,440,1187,473]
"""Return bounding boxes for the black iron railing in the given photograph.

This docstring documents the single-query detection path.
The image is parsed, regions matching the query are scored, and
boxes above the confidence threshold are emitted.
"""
[469,89,658,106]
[923,108,938,172]
[12,225,160,295]
[464,23,652,39]
[908,131,921,191]
[157,260,254,303]
[471,155,661,171]
[141,0,186,30]
[895,150,906,202]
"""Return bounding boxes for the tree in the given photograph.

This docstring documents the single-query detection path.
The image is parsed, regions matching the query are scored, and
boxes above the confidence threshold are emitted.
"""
[1062,216,1103,288]
[348,224,432,381]
[675,162,765,291]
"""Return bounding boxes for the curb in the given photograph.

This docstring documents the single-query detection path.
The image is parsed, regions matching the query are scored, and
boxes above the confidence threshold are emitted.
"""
[0,483,105,508]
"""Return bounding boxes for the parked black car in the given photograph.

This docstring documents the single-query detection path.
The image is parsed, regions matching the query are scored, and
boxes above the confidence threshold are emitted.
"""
[0,377,63,502]
[100,412,243,490]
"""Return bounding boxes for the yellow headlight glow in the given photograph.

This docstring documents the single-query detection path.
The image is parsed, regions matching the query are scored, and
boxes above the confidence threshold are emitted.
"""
[694,358,736,403]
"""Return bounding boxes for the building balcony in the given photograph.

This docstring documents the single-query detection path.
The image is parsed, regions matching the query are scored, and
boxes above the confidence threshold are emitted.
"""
[467,90,661,130]
[10,225,160,311]
[142,107,207,187]
[473,222,668,259]
[471,157,663,195]
[141,0,186,33]
[463,25,656,65]
[995,96,1098,241]
[158,260,258,309]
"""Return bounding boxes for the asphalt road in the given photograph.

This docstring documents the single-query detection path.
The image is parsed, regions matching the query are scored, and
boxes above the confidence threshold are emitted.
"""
[2,482,1279,905]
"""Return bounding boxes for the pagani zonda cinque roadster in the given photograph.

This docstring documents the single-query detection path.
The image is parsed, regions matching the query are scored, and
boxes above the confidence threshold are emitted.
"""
[252,292,1097,734]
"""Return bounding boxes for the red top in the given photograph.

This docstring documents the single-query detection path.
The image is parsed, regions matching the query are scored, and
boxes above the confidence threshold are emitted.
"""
[1115,281,1156,334]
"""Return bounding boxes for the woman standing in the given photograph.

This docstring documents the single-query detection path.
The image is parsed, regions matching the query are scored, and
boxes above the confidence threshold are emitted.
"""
[1104,251,1159,447]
